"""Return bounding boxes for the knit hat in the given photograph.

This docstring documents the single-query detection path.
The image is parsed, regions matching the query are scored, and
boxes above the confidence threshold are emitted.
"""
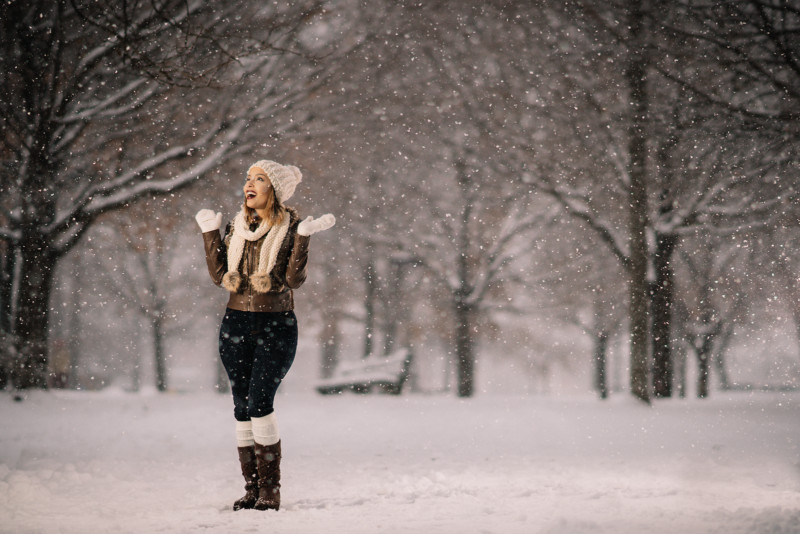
[248,160,302,204]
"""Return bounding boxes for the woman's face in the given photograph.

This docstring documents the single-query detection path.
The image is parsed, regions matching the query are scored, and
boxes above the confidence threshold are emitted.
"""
[244,167,272,210]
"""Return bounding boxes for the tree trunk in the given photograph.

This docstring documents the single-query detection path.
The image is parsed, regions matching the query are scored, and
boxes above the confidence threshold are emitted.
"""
[320,318,340,379]
[383,259,402,355]
[675,341,687,398]
[696,337,712,398]
[153,314,167,392]
[51,259,78,390]
[0,241,15,389]
[0,242,11,334]
[713,323,735,391]
[319,265,340,379]
[131,320,142,392]
[651,232,676,397]
[625,0,651,403]
[672,301,690,398]
[131,356,141,392]
[454,300,475,398]
[454,158,476,398]
[384,256,418,356]
[66,250,83,390]
[12,241,57,389]
[713,351,729,391]
[363,260,376,359]
[594,331,609,399]
[788,295,800,355]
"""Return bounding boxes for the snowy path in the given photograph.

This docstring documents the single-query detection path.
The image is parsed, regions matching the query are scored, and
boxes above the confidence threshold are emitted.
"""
[1,389,799,534]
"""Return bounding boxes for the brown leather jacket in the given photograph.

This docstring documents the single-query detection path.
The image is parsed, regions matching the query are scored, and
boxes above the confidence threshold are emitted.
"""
[202,209,310,312]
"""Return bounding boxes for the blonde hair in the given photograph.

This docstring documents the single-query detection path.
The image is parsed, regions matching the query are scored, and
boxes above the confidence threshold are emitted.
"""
[243,183,286,228]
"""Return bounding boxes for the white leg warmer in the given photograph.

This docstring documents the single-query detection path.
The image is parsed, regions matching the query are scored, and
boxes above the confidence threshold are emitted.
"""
[251,412,280,446]
[236,420,255,448]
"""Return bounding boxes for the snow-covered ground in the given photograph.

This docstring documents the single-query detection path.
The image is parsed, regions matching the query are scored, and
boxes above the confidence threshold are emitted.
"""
[1,388,799,534]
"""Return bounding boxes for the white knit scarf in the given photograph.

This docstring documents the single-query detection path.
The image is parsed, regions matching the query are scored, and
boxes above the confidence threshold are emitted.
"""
[226,209,290,286]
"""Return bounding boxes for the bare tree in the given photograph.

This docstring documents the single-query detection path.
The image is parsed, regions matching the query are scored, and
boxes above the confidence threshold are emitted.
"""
[662,1,800,148]
[379,3,560,397]
[487,0,794,401]
[769,222,800,350]
[0,0,356,388]
[87,197,200,391]
[676,236,748,397]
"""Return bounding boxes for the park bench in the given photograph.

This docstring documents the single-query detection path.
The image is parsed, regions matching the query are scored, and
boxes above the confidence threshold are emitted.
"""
[316,348,412,395]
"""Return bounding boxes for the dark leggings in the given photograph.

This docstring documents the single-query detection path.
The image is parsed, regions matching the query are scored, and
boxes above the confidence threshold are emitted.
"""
[219,308,298,421]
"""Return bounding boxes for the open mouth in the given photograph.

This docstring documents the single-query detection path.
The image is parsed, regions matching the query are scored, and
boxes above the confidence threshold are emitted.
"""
[246,191,257,199]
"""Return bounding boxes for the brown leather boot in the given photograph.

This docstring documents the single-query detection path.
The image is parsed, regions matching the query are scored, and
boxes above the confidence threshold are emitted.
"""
[254,441,281,511]
[233,446,259,511]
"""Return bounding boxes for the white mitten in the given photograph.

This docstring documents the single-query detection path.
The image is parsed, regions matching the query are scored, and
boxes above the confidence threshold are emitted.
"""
[297,213,336,236]
[195,209,223,233]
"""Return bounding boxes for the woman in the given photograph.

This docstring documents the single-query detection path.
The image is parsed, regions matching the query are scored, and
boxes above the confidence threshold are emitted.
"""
[195,159,334,511]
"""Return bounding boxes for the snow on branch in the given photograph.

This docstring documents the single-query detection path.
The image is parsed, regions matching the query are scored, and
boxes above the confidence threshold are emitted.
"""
[529,173,631,268]
[0,228,22,243]
[60,80,154,123]
[84,118,249,215]
[465,204,558,306]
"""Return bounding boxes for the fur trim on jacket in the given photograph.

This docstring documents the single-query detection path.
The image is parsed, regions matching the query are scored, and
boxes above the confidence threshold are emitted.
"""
[221,207,299,294]
[201,206,309,312]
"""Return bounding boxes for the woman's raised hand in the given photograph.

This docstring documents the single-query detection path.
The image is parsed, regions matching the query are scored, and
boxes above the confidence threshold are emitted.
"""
[195,209,223,233]
[297,214,336,236]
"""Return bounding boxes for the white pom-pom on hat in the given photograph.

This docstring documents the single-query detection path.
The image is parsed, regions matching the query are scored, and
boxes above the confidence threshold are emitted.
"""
[248,160,302,204]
